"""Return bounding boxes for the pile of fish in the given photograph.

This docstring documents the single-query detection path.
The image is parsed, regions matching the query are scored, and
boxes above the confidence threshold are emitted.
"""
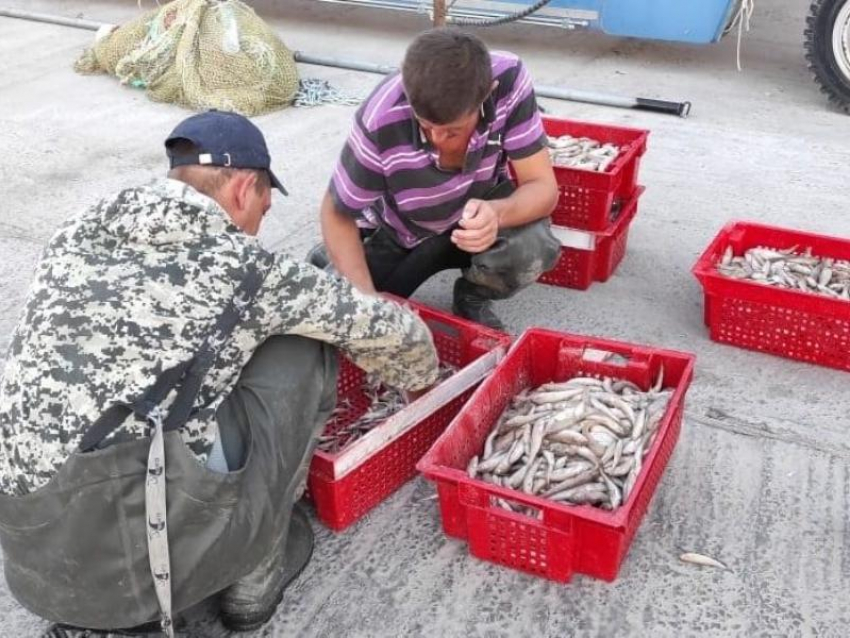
[467,372,672,514]
[717,245,850,301]
[317,363,457,453]
[547,134,621,172]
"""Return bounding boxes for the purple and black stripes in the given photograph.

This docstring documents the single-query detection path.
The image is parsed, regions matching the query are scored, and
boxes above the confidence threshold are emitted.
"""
[329,51,546,249]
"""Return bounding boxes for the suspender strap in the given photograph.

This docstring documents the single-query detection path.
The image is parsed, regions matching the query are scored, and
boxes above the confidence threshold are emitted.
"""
[162,267,264,432]
[78,361,192,453]
[78,267,266,452]
[145,408,173,637]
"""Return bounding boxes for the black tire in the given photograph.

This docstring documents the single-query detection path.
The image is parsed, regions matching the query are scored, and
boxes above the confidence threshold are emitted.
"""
[805,0,850,113]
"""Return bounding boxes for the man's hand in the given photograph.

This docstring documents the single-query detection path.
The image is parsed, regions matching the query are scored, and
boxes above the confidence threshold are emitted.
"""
[401,386,431,404]
[451,199,500,253]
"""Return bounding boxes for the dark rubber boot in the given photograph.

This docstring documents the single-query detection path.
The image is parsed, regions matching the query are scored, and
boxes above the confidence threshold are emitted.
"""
[41,620,170,637]
[306,243,330,270]
[219,502,315,632]
[451,278,506,332]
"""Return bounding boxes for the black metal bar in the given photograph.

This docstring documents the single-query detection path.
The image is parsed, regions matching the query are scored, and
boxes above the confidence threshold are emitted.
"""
[635,97,692,118]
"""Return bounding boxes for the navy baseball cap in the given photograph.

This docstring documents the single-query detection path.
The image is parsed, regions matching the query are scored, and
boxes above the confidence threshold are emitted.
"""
[165,110,288,195]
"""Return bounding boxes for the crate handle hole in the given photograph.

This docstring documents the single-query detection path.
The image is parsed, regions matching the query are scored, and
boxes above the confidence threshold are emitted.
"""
[488,494,543,521]
[581,347,631,366]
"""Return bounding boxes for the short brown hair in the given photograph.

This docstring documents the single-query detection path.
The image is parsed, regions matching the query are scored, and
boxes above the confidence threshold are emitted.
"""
[166,139,270,198]
[402,28,492,124]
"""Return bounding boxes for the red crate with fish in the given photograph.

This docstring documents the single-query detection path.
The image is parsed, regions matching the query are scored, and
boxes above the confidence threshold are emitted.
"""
[538,186,644,290]
[538,116,648,232]
[693,221,850,372]
[308,299,511,532]
[417,329,695,583]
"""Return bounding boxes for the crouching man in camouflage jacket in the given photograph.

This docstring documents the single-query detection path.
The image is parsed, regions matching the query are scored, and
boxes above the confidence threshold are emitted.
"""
[0,111,439,637]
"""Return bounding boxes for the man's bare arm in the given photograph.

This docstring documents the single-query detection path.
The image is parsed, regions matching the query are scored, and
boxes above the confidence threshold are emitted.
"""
[490,148,558,228]
[320,191,377,294]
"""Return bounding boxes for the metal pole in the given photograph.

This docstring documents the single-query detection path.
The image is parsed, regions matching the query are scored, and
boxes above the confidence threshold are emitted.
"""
[534,86,692,117]
[293,52,397,75]
[293,53,692,117]
[0,7,692,117]
[432,0,447,27]
[0,7,104,30]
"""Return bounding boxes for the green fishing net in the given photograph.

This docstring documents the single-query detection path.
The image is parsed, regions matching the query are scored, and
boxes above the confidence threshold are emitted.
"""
[75,0,299,116]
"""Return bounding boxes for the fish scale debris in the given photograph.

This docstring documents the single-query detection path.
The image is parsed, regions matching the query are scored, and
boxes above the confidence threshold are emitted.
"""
[716,245,850,301]
[467,371,672,515]
[547,134,621,172]
[317,363,457,453]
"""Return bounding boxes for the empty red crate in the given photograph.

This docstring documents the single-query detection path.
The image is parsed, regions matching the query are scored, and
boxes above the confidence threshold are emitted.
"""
[538,186,644,289]
[418,329,695,583]
[693,221,850,372]
[308,300,511,531]
[542,116,648,232]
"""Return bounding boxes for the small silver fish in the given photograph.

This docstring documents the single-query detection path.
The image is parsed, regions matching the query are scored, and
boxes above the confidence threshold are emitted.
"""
[470,374,672,515]
[548,134,621,173]
[717,246,850,302]
[679,552,728,570]
[317,363,457,453]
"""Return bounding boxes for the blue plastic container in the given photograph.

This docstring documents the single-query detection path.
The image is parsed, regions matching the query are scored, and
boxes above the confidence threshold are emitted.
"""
[488,0,738,43]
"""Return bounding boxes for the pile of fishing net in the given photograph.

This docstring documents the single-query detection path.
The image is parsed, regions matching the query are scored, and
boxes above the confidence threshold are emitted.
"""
[74,0,300,115]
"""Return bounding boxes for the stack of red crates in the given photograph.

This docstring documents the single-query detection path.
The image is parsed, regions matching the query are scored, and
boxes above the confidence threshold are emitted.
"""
[536,117,649,289]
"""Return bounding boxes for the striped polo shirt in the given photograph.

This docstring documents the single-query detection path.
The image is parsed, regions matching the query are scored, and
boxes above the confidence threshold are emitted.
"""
[329,51,547,249]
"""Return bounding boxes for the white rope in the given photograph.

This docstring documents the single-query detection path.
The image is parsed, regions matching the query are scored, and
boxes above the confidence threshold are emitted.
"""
[726,0,756,72]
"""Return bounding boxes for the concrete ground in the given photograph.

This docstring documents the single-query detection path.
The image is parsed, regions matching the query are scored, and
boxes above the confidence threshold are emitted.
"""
[1,0,849,636]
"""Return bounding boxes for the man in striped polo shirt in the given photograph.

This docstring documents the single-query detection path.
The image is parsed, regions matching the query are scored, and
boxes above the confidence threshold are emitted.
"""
[310,28,560,331]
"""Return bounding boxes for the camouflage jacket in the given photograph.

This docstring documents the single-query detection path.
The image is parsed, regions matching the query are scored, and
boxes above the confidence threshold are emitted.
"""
[0,180,440,496]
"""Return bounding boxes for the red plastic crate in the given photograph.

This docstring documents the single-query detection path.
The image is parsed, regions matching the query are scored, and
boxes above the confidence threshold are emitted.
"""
[693,221,850,372]
[418,329,695,583]
[308,300,511,531]
[542,116,649,232]
[538,186,644,289]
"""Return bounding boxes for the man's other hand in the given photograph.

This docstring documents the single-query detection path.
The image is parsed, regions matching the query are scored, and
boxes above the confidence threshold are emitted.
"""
[451,199,500,253]
[402,386,431,404]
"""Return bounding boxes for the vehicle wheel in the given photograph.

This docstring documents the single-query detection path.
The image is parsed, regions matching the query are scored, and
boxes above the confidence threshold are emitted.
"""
[805,0,850,113]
